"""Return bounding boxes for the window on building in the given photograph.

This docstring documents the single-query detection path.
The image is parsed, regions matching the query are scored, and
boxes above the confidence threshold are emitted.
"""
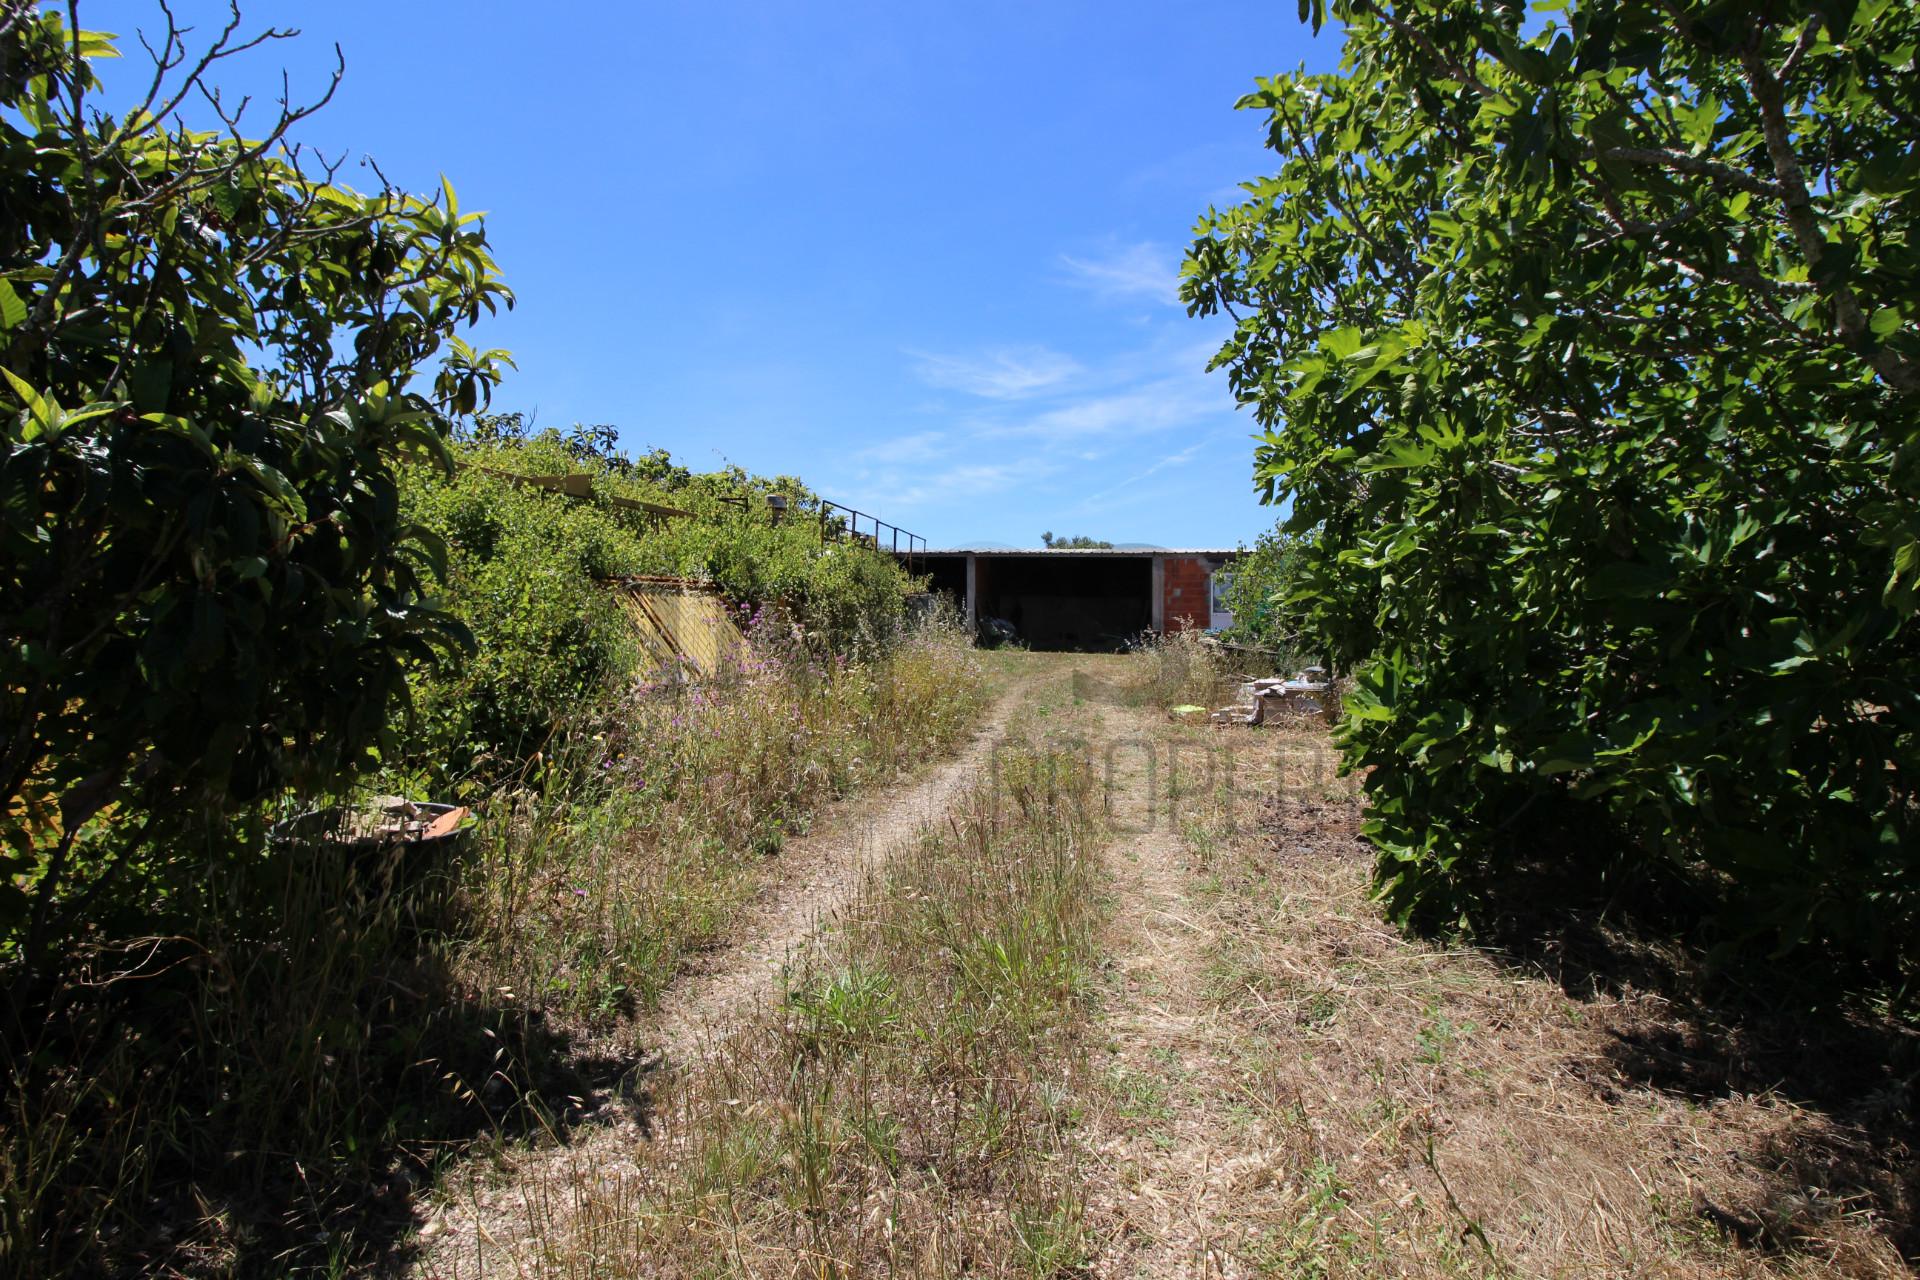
[1210,570,1234,616]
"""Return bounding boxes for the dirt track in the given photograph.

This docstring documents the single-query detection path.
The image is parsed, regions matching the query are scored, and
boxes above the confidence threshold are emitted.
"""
[417,659,1042,1272]
[1070,694,1301,1279]
[646,662,1040,1064]
[421,653,1920,1277]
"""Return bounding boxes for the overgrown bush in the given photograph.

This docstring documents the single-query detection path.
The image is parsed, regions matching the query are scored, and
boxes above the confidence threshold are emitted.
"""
[1218,524,1314,671]
[392,429,919,780]
[449,422,914,640]
[1185,0,1920,992]
[397,460,646,776]
[1133,627,1235,713]
[0,6,509,974]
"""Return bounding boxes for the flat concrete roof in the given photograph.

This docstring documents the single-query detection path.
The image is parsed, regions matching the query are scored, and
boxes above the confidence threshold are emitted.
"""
[919,547,1240,558]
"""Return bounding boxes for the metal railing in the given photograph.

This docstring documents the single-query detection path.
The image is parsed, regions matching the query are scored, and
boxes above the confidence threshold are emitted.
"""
[817,499,925,570]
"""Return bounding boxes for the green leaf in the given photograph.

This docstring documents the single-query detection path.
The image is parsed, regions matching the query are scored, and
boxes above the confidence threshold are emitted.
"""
[0,280,26,331]
[0,367,60,438]
[1320,326,1363,359]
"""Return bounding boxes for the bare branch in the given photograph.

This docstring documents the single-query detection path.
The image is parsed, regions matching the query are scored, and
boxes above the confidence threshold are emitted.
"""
[1738,30,1918,390]
[1593,147,1784,199]
[21,2,351,346]
[118,1,249,144]
[1778,14,1821,80]
[130,1,190,126]
[115,40,343,219]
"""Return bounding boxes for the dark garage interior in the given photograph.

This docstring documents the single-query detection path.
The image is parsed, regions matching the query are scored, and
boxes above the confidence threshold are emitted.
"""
[920,553,969,605]
[917,553,1153,651]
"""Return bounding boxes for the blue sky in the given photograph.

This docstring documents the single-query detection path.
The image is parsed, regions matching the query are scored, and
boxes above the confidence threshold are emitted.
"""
[100,2,1335,548]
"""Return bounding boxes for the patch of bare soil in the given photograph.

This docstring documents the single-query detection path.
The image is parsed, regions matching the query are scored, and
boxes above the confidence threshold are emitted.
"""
[1081,704,1916,1279]
[414,667,1041,1275]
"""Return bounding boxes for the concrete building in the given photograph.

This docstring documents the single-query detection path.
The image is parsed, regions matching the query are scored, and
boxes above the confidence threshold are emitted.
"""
[911,547,1240,651]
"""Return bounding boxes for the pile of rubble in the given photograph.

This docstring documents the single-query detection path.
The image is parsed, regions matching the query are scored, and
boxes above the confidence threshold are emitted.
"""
[1211,667,1333,727]
[271,796,470,854]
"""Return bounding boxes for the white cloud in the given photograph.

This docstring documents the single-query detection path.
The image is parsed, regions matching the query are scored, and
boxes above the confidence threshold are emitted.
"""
[907,345,1082,399]
[1075,436,1215,507]
[855,430,952,467]
[1058,241,1180,304]
[871,315,1249,538]
[1121,140,1274,205]
[992,370,1220,443]
[886,460,1055,508]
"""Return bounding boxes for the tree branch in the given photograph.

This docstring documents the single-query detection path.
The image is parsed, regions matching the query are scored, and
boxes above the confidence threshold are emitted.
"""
[1593,147,1784,199]
[1738,30,1917,391]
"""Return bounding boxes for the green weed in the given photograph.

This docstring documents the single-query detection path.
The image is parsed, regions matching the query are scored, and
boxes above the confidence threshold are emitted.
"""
[510,742,1107,1276]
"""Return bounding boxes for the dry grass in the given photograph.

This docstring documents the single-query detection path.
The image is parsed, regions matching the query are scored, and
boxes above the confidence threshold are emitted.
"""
[453,624,990,1029]
[1171,719,1917,1279]
[1131,629,1238,714]
[25,648,1914,1280]
[427,738,1107,1278]
[0,625,991,1279]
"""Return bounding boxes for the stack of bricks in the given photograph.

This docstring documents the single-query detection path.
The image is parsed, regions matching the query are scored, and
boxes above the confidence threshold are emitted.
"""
[1161,557,1211,632]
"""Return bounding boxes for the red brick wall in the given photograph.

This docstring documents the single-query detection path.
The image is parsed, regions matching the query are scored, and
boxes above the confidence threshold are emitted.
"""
[1161,557,1211,632]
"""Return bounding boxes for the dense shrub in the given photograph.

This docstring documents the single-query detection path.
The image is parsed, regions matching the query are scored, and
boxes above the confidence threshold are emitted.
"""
[399,466,642,771]
[1185,0,1920,990]
[0,8,509,970]
[1218,524,1313,670]
[394,430,919,780]
[1133,626,1235,713]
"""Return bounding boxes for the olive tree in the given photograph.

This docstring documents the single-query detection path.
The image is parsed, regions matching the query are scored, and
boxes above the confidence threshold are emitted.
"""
[0,3,512,964]
[1185,0,1919,984]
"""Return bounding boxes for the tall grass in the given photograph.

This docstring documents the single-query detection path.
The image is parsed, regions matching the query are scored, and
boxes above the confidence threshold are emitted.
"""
[450,740,1105,1278]
[453,615,988,1025]
[1,835,486,1278]
[1132,627,1235,713]
[0,620,986,1278]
